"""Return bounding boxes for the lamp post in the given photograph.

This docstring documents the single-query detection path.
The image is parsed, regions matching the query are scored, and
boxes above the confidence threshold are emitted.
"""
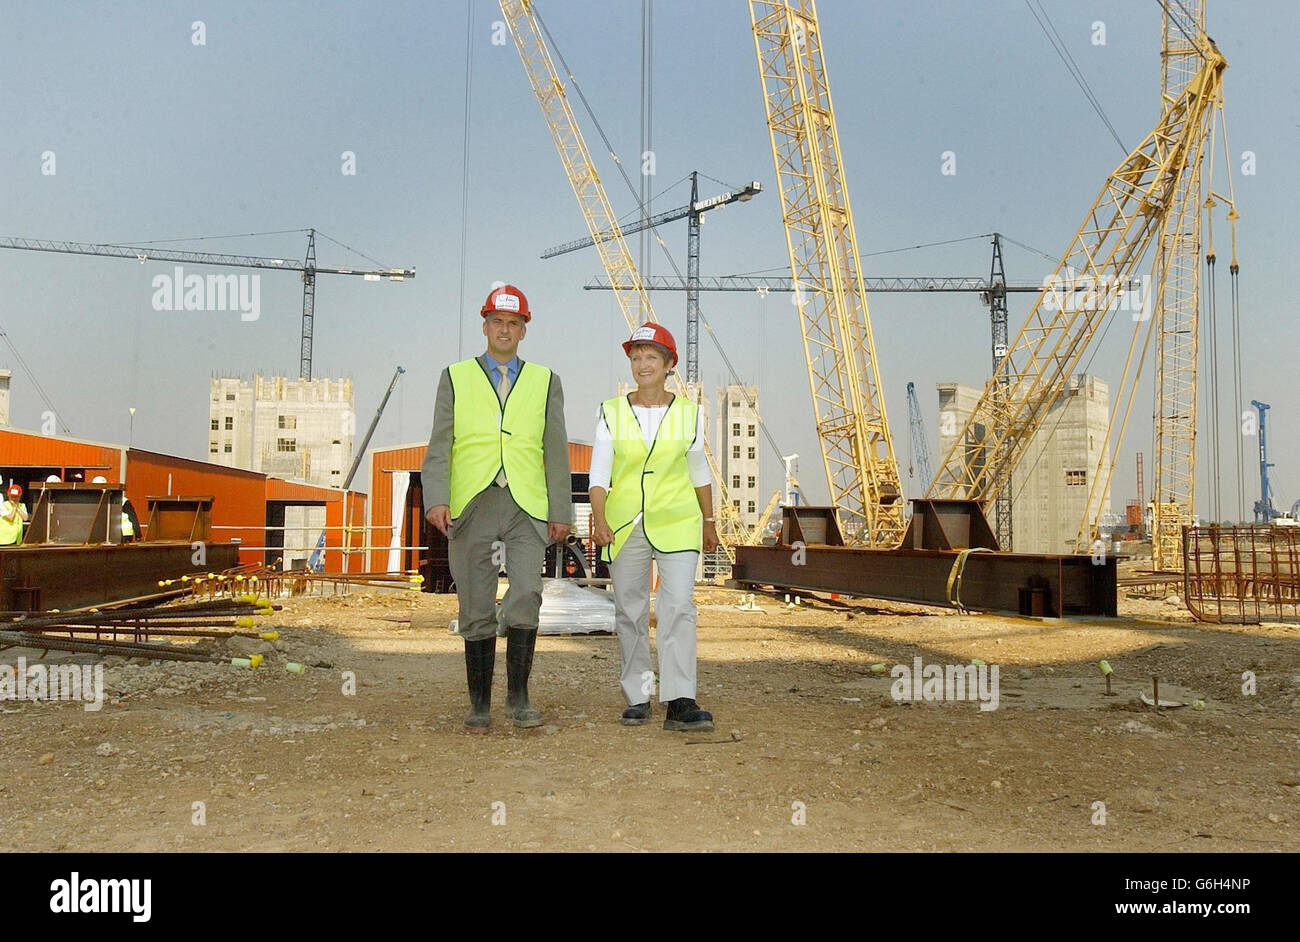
[128,407,136,448]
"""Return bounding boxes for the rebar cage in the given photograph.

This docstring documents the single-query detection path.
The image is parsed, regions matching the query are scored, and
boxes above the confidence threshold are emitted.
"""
[1182,525,1300,623]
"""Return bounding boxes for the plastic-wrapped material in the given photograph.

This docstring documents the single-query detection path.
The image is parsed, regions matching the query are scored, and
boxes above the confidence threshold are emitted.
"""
[449,579,616,635]
[533,578,615,635]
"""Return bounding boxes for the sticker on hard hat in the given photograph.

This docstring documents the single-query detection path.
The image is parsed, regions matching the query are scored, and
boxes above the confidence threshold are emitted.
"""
[494,293,520,312]
[630,326,658,342]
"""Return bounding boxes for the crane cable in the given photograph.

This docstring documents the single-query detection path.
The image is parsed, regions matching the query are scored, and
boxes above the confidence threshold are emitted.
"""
[1206,226,1219,523]
[1220,100,1244,524]
[0,326,69,435]
[456,0,475,358]
[1024,0,1127,155]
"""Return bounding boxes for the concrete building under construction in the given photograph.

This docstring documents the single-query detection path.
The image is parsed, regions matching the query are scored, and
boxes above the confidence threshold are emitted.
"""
[0,369,10,426]
[209,375,355,567]
[938,374,1111,555]
[717,384,761,530]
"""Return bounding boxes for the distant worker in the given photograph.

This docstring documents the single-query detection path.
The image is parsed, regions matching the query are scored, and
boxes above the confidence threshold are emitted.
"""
[121,494,140,543]
[421,284,573,733]
[590,323,717,732]
[90,476,131,540]
[0,485,29,546]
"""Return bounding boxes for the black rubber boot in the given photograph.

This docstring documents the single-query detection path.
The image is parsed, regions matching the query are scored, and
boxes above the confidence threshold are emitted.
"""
[505,627,543,728]
[463,637,495,733]
[621,702,652,726]
[663,697,714,732]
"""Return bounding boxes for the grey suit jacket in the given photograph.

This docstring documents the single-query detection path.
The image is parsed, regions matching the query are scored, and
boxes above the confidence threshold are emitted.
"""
[421,353,573,532]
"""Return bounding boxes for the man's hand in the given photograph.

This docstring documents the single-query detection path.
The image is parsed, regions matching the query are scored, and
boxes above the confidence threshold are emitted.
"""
[426,505,451,537]
[548,521,572,544]
[592,521,615,548]
[703,521,719,554]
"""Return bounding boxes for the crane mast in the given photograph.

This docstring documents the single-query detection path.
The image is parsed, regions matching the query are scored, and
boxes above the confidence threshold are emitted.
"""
[905,382,934,491]
[750,0,905,547]
[927,38,1228,513]
[499,0,753,559]
[1151,0,1206,569]
[987,233,1014,548]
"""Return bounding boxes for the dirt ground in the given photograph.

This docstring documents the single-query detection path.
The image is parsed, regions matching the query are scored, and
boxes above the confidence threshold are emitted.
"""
[1,583,1296,853]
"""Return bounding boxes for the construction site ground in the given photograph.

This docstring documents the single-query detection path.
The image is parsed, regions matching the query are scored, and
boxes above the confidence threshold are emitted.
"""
[1,583,1296,853]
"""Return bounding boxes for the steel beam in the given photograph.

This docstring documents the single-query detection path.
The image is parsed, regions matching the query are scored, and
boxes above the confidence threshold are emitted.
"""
[731,503,1117,617]
[0,543,240,612]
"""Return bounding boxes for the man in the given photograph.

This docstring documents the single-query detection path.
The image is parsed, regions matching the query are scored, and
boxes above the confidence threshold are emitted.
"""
[422,284,572,733]
[0,485,28,546]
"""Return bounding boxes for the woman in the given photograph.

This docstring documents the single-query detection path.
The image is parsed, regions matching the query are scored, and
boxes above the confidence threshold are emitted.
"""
[589,323,717,732]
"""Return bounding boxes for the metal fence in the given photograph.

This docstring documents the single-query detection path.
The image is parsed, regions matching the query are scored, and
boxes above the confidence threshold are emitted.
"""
[1182,525,1300,623]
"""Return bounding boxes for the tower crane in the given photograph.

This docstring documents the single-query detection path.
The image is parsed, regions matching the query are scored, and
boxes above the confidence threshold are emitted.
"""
[498,0,753,561]
[543,171,762,383]
[750,0,904,547]
[927,30,1230,549]
[905,382,934,491]
[0,229,415,381]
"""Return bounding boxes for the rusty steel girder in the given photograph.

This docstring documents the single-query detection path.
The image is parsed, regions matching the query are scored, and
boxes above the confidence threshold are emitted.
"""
[0,542,240,612]
[730,501,1117,617]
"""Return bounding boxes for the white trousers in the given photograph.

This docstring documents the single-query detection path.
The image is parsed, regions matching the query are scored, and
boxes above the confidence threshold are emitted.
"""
[608,521,700,704]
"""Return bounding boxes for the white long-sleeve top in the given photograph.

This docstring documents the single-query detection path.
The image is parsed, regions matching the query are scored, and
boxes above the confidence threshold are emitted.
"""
[589,400,712,491]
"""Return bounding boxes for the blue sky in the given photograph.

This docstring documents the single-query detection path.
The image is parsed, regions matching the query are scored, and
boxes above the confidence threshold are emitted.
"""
[1,0,1295,521]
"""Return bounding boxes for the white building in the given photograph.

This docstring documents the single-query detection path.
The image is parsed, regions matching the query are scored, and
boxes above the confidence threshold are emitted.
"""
[937,374,1111,554]
[716,384,761,530]
[209,375,355,567]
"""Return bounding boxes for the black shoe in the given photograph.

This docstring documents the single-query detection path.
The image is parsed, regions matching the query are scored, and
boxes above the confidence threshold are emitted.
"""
[505,628,544,728]
[621,701,651,726]
[662,697,714,732]
[464,638,495,732]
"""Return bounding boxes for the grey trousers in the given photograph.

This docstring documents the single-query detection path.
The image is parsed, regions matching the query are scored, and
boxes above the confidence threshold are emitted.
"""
[447,485,548,642]
[608,521,700,704]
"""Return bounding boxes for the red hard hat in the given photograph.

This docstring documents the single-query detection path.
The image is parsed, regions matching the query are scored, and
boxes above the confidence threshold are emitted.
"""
[622,322,678,367]
[480,284,531,322]
[6,485,20,499]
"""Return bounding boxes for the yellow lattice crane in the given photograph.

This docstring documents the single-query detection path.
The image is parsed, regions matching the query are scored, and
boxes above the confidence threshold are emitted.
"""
[1151,0,1206,570]
[746,491,783,545]
[927,32,1228,532]
[749,0,905,547]
[499,0,754,561]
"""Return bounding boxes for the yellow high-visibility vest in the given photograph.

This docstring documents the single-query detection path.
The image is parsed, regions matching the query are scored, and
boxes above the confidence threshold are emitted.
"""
[600,394,702,563]
[447,358,552,521]
[121,510,135,538]
[0,501,23,545]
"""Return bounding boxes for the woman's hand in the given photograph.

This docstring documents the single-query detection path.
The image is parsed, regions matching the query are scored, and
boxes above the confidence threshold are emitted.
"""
[593,521,615,547]
[702,520,719,553]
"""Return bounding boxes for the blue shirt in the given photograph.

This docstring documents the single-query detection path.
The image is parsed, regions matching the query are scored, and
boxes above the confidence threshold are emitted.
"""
[485,354,520,390]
